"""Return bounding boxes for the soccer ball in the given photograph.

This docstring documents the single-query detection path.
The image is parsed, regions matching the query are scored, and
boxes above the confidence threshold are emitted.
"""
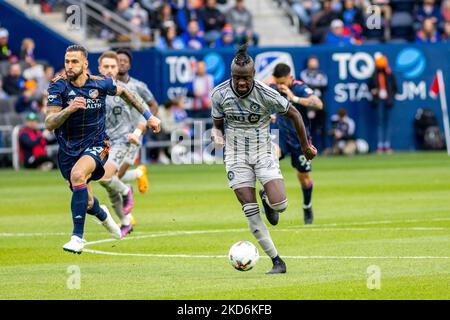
[228,241,259,271]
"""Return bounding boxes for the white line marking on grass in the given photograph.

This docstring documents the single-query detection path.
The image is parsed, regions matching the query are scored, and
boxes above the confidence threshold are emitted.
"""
[83,227,448,246]
[298,217,450,228]
[83,249,450,260]
[82,228,450,260]
[1,225,447,239]
[0,232,68,237]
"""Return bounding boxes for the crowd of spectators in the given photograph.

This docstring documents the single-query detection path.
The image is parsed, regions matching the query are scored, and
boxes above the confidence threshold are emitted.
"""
[39,0,258,49]
[0,30,54,118]
[282,0,450,45]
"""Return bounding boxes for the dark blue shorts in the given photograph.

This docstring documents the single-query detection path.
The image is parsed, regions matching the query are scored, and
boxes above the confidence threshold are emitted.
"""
[58,140,110,189]
[278,136,312,173]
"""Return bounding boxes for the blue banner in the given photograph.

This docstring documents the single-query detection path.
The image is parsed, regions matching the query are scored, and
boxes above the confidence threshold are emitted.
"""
[133,44,450,151]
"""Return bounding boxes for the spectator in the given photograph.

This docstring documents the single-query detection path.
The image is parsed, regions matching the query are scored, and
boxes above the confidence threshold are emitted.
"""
[310,0,340,44]
[129,15,152,42]
[19,38,36,62]
[154,2,176,30]
[190,60,214,119]
[19,112,55,170]
[290,0,322,31]
[129,2,150,26]
[226,0,259,46]
[442,0,450,22]
[324,108,356,156]
[176,0,205,34]
[116,0,134,21]
[341,0,364,27]
[40,0,60,13]
[415,0,442,29]
[300,55,328,152]
[199,0,227,46]
[416,17,441,43]
[23,58,45,88]
[442,20,450,41]
[325,19,353,45]
[0,28,13,62]
[15,81,39,114]
[156,23,186,50]
[216,0,230,13]
[36,64,54,100]
[181,19,206,49]
[368,53,398,154]
[2,63,26,96]
[212,24,235,48]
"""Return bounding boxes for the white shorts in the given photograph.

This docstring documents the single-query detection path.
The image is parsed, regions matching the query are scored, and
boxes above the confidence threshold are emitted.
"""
[108,142,129,169]
[122,143,140,165]
[225,153,283,190]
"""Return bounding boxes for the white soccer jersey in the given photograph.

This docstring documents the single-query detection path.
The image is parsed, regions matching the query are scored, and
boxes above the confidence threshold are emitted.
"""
[211,79,290,164]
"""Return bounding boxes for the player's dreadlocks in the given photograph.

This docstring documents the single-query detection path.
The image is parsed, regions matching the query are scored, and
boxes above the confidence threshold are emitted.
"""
[233,43,253,67]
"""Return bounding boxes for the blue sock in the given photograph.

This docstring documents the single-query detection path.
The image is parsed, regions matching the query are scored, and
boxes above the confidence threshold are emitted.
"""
[86,197,107,222]
[71,184,88,238]
[302,183,313,209]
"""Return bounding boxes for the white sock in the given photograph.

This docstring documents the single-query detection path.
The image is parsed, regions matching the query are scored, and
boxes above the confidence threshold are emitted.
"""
[109,175,130,196]
[121,169,143,183]
[243,203,278,258]
[107,190,125,221]
[121,214,131,226]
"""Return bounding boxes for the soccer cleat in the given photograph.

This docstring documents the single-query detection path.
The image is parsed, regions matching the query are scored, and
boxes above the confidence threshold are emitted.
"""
[122,185,134,215]
[259,189,279,226]
[303,207,314,225]
[137,165,149,194]
[130,214,136,226]
[100,205,122,239]
[266,256,287,274]
[120,224,133,237]
[63,235,85,254]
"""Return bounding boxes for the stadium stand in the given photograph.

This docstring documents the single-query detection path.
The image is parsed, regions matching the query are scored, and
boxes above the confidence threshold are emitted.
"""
[1,0,450,167]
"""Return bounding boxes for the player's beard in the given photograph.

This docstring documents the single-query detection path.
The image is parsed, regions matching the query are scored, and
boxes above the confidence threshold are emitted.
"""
[66,69,84,81]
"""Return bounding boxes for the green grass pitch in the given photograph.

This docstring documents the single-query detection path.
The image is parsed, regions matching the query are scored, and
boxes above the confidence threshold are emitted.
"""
[0,152,449,300]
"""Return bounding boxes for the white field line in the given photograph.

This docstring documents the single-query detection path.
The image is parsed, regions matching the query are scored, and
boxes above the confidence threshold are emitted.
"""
[83,249,450,260]
[83,226,449,246]
[1,226,448,260]
[0,224,448,239]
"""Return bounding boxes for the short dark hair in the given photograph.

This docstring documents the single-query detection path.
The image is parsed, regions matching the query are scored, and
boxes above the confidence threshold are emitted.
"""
[337,108,347,118]
[272,63,291,78]
[116,48,133,64]
[66,45,88,58]
[233,43,253,67]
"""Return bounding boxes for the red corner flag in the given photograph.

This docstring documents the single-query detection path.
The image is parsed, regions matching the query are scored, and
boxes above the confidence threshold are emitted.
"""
[430,70,450,155]
[430,73,440,98]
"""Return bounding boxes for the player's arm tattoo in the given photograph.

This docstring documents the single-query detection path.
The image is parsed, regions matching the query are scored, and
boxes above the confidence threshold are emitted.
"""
[117,85,149,116]
[147,100,159,116]
[296,95,323,110]
[45,107,72,131]
[284,105,309,149]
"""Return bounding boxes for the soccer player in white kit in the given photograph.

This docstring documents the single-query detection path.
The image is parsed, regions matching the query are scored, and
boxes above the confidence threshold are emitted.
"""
[211,45,317,274]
